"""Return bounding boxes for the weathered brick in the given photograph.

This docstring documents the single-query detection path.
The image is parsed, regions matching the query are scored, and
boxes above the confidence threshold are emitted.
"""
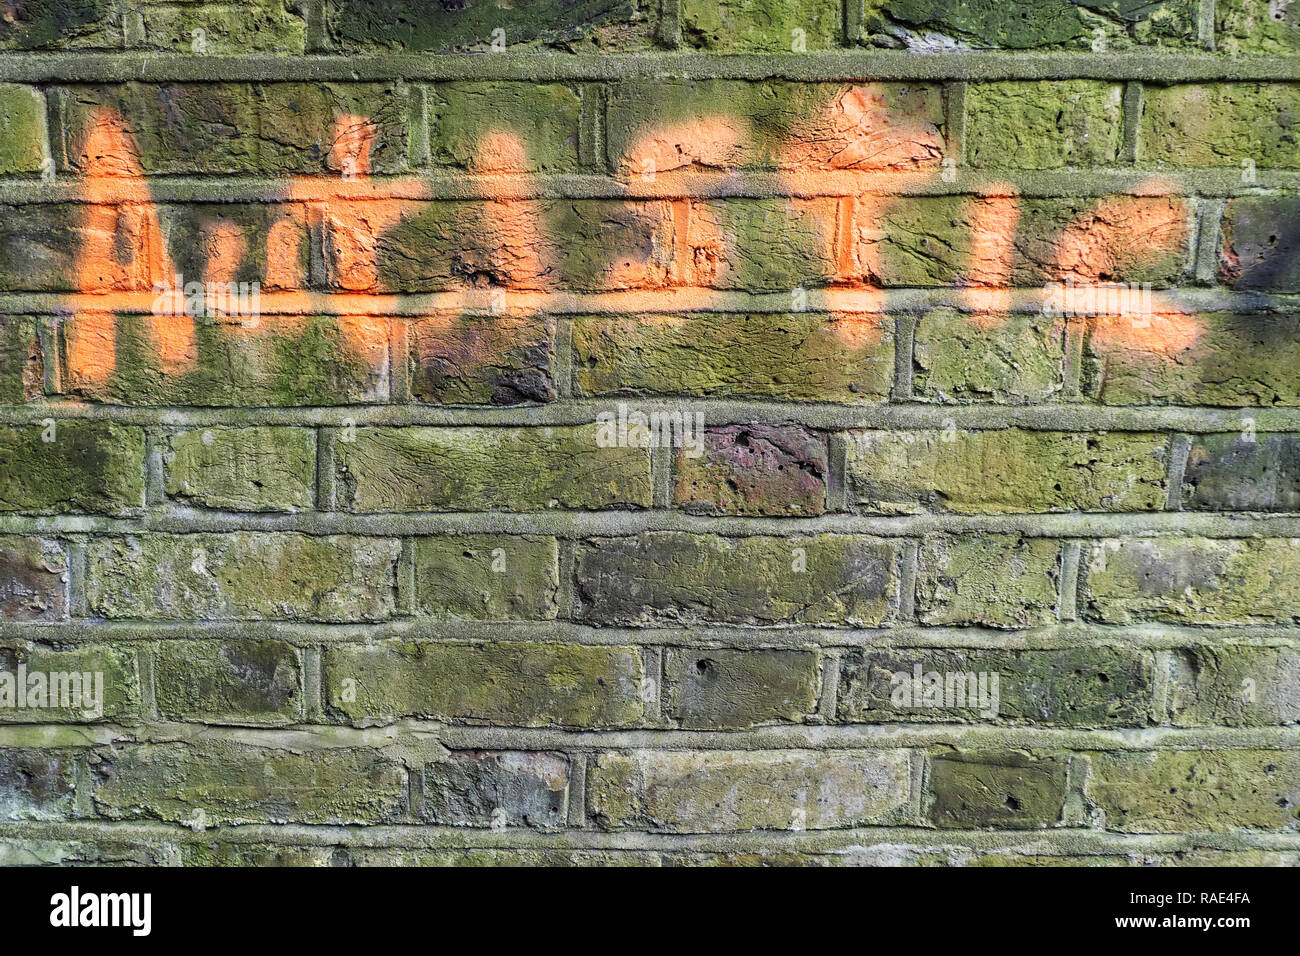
[333,426,652,512]
[1085,311,1300,406]
[63,83,409,175]
[690,198,839,290]
[1084,749,1300,831]
[0,537,66,622]
[916,535,1061,627]
[0,85,47,175]
[1216,0,1300,53]
[926,750,1070,828]
[423,751,569,828]
[847,429,1168,514]
[914,307,1066,403]
[572,312,895,404]
[136,0,308,54]
[663,648,821,729]
[673,424,829,516]
[154,640,303,725]
[588,749,912,831]
[1220,196,1300,292]
[1169,646,1300,726]
[0,749,77,820]
[326,641,644,727]
[681,0,842,50]
[860,0,1196,49]
[0,0,122,49]
[1142,84,1300,168]
[966,81,1123,169]
[0,204,89,291]
[90,742,408,825]
[158,202,309,292]
[86,533,400,621]
[428,83,580,171]
[414,535,559,620]
[327,0,655,52]
[164,427,316,512]
[606,81,943,173]
[1182,433,1300,511]
[409,313,555,406]
[58,314,390,406]
[840,648,1155,726]
[1082,538,1300,624]
[0,422,144,515]
[574,533,901,626]
[0,640,138,721]
[0,316,44,403]
[873,197,1190,288]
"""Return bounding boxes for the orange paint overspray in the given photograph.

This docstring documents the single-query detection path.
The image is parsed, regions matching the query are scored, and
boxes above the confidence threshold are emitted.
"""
[961,188,1020,326]
[65,107,194,386]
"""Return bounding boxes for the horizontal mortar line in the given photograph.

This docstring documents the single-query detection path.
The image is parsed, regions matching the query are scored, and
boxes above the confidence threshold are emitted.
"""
[1,169,1298,203]
[2,719,1297,751]
[2,288,1296,317]
[4,399,1300,431]
[2,820,1298,854]
[5,619,1298,649]
[3,510,1300,537]
[0,51,1297,82]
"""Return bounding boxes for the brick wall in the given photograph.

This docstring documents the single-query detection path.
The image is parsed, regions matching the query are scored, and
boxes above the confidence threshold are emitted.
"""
[0,0,1297,866]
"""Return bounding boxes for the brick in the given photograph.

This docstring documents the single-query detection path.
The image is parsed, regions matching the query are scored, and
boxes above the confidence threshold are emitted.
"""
[0,316,45,403]
[86,533,400,621]
[428,83,581,172]
[914,307,1066,403]
[154,640,303,725]
[90,742,408,825]
[926,750,1070,828]
[158,203,309,292]
[572,312,895,404]
[164,427,316,512]
[0,422,144,515]
[0,641,139,721]
[966,81,1123,169]
[847,429,1168,514]
[0,85,47,175]
[673,424,829,516]
[422,751,569,828]
[1081,538,1300,624]
[0,204,91,291]
[1085,310,1300,406]
[63,83,409,175]
[606,81,943,174]
[325,641,644,727]
[327,0,655,52]
[574,533,901,626]
[409,313,555,406]
[1169,646,1300,726]
[839,648,1155,726]
[0,0,122,50]
[136,0,308,54]
[58,314,390,406]
[333,426,652,512]
[873,196,1190,288]
[1182,433,1300,511]
[1142,84,1300,168]
[1220,197,1300,292]
[663,648,821,729]
[413,535,559,620]
[690,198,839,290]
[681,0,842,50]
[588,749,912,832]
[0,749,77,820]
[1216,0,1300,53]
[1084,749,1300,832]
[916,535,1061,627]
[860,0,1196,49]
[375,199,674,292]
[0,537,66,622]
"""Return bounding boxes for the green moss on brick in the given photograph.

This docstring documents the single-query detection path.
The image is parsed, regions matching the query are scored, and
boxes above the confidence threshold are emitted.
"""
[966,81,1122,169]
[926,749,1069,828]
[154,640,303,725]
[1142,84,1300,168]
[0,85,47,175]
[414,535,560,620]
[914,307,1065,403]
[0,316,43,404]
[0,422,144,515]
[682,0,842,51]
[916,535,1061,626]
[428,83,580,171]
[164,427,316,512]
